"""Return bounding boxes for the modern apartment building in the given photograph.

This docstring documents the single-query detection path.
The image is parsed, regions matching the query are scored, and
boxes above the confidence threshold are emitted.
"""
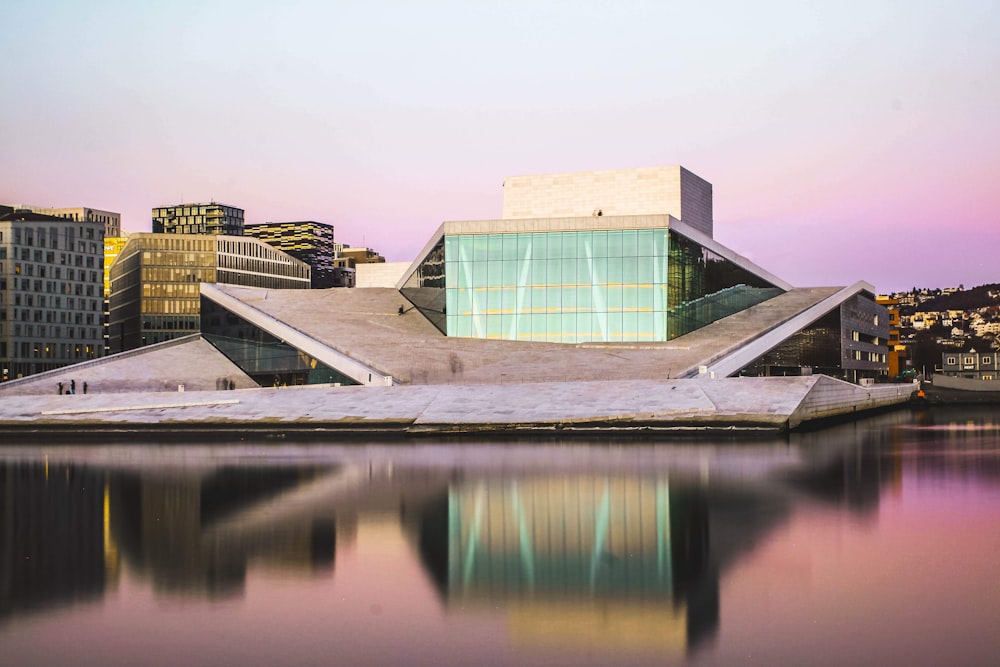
[152,202,244,236]
[108,233,310,351]
[0,208,105,379]
[12,205,121,238]
[244,221,354,288]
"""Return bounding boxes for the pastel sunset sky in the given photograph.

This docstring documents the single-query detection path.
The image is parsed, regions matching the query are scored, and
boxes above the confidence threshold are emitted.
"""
[1,1,997,293]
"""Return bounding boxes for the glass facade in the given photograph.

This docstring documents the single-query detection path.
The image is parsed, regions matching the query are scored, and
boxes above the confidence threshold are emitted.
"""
[403,228,782,344]
[201,297,358,386]
[109,234,309,352]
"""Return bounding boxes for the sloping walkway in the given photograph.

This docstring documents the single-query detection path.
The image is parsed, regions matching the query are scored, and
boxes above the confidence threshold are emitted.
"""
[202,284,842,385]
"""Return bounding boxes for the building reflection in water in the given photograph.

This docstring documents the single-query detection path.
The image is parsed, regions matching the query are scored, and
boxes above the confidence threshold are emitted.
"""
[0,414,939,657]
[0,461,108,622]
[414,475,718,655]
[108,466,339,597]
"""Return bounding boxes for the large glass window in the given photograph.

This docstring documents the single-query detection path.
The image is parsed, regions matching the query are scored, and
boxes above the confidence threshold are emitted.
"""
[403,228,782,343]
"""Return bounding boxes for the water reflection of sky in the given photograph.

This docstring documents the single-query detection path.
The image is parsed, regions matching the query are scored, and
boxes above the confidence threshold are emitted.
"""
[1,407,999,665]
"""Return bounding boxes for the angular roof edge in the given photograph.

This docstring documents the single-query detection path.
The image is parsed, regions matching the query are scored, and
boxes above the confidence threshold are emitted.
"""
[200,283,395,386]
[699,280,878,378]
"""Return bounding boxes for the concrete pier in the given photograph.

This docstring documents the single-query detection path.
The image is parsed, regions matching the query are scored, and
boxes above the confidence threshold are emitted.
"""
[0,375,917,440]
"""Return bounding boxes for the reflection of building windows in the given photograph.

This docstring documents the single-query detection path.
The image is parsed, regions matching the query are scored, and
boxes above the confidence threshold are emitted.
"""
[982,357,993,365]
[964,356,975,365]
[947,356,957,365]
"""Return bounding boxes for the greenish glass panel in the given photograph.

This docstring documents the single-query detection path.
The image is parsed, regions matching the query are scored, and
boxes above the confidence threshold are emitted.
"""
[454,316,471,337]
[546,286,561,311]
[606,257,623,284]
[561,232,578,259]
[530,287,546,311]
[622,257,638,285]
[546,313,561,339]
[562,287,577,310]
[592,231,607,258]
[487,234,503,261]
[517,233,533,258]
[470,261,486,287]
[457,235,473,262]
[622,230,638,257]
[636,285,655,310]
[637,312,655,338]
[488,261,502,285]
[623,286,638,310]
[608,285,623,310]
[531,314,546,337]
[502,233,518,260]
[576,258,592,284]
[637,255,654,284]
[623,311,638,338]
[486,314,501,337]
[456,288,471,315]
[578,287,593,310]
[577,232,592,259]
[546,260,561,285]
[559,258,575,285]
[637,229,654,256]
[607,230,624,258]
[530,259,546,286]
[517,312,533,339]
[545,235,562,261]
[472,235,488,262]
[531,233,547,259]
[501,287,515,312]
[500,314,513,338]
[501,259,517,285]
[487,288,501,312]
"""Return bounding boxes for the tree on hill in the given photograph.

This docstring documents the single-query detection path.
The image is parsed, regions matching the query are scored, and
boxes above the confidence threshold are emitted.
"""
[919,284,1000,311]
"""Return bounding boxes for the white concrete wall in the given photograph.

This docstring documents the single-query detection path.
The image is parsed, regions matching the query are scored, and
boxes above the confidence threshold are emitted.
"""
[501,166,713,237]
[789,376,916,427]
[357,262,410,288]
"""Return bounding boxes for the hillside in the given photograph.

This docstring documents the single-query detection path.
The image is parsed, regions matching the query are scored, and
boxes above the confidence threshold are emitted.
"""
[914,284,1000,312]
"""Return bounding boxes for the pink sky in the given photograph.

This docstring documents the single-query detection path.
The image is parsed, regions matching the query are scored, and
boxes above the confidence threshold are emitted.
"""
[2,1,998,293]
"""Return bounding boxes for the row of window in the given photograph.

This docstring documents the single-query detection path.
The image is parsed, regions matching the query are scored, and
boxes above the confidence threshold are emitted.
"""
[4,224,99,248]
[12,295,100,310]
[5,341,98,359]
[851,350,887,363]
[11,324,100,339]
[945,355,995,366]
[12,279,98,296]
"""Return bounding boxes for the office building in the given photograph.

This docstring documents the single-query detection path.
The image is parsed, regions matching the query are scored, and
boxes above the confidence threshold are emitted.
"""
[341,246,385,266]
[11,205,120,238]
[108,233,309,351]
[152,202,244,236]
[244,221,354,288]
[0,208,105,379]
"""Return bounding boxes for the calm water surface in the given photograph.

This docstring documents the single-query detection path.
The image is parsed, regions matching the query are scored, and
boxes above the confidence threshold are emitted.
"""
[1,407,999,666]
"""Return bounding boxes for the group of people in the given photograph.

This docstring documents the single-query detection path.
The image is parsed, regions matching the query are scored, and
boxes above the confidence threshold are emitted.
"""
[57,379,87,395]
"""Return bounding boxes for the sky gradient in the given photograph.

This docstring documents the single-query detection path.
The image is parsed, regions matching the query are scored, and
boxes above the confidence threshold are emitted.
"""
[1,1,998,293]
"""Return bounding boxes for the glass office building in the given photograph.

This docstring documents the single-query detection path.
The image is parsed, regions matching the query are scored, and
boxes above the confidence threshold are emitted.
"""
[109,233,310,352]
[401,221,783,344]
